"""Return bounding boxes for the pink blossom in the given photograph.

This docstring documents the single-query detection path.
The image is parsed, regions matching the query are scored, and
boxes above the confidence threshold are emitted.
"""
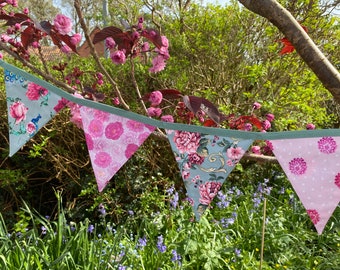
[26,82,48,100]
[318,137,337,154]
[253,102,261,110]
[262,119,271,130]
[31,41,40,48]
[289,157,307,175]
[23,7,29,14]
[70,33,82,45]
[173,131,201,154]
[306,123,315,130]
[149,55,166,73]
[161,115,174,122]
[26,122,36,134]
[226,159,234,166]
[94,151,112,168]
[125,144,138,158]
[112,97,120,105]
[199,181,222,205]
[266,113,275,122]
[110,50,126,64]
[307,209,320,225]
[227,147,245,160]
[141,42,150,52]
[1,34,11,42]
[126,120,144,132]
[147,107,162,117]
[10,101,28,124]
[53,14,72,35]
[251,145,262,155]
[105,37,116,49]
[0,52,3,59]
[243,123,252,131]
[88,120,104,137]
[105,122,124,140]
[149,90,163,106]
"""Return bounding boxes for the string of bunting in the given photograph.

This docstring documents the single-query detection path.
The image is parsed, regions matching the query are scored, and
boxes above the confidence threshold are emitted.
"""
[2,60,340,234]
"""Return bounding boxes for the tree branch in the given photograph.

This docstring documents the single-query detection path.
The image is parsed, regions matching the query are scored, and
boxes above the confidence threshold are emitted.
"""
[238,0,340,104]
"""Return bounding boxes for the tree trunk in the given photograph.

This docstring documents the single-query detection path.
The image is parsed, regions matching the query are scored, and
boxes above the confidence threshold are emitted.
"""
[238,0,340,104]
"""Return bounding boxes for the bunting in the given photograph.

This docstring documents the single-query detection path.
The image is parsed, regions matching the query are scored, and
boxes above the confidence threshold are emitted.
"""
[2,61,340,234]
[5,70,65,157]
[80,107,156,192]
[271,137,340,234]
[166,130,253,219]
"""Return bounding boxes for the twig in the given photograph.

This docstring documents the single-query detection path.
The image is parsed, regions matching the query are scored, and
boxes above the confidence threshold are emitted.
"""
[73,0,130,110]
[259,197,267,270]
[0,42,76,93]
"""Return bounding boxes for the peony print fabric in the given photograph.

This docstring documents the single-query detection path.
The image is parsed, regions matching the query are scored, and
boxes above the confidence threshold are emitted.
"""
[166,130,253,219]
[80,107,156,192]
[5,70,65,157]
[271,137,340,234]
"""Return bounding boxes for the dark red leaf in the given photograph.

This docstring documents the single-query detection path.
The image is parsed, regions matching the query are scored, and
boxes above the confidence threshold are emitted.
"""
[4,13,31,26]
[141,28,163,49]
[37,20,53,35]
[20,26,35,49]
[92,26,124,44]
[203,119,218,127]
[183,95,221,124]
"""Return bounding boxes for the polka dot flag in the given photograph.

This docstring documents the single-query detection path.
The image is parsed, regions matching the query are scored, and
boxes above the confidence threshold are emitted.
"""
[271,137,340,234]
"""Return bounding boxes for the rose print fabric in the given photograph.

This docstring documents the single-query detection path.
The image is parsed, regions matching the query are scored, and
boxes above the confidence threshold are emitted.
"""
[167,130,253,219]
[80,107,155,192]
[271,137,340,234]
[5,70,65,156]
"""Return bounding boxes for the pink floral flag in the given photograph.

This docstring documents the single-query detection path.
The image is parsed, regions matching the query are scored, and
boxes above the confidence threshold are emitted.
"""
[166,130,253,219]
[271,137,340,234]
[5,70,67,157]
[80,107,156,192]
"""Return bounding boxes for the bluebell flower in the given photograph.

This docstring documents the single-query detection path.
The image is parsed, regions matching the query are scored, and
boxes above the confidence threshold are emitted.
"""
[137,236,147,249]
[171,249,182,264]
[98,203,106,216]
[118,265,126,270]
[87,224,95,233]
[234,248,241,257]
[128,210,134,216]
[157,235,166,253]
[170,191,179,209]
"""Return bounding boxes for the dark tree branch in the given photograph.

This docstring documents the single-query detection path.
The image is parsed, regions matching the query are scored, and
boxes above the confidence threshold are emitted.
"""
[238,0,340,104]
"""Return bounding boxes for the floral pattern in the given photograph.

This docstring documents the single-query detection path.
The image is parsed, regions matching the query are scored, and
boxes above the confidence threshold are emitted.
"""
[271,136,340,234]
[80,107,155,192]
[5,70,64,157]
[289,157,307,175]
[318,137,337,154]
[167,130,253,219]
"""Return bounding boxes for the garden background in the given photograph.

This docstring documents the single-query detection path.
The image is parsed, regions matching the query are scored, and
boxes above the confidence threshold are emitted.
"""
[0,0,340,269]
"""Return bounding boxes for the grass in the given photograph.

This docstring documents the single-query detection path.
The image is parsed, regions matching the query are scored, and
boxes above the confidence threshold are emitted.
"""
[0,178,340,270]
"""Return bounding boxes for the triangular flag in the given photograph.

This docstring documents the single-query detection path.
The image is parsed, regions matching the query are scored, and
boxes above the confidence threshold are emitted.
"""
[166,130,253,219]
[5,70,66,157]
[271,137,340,234]
[80,107,156,192]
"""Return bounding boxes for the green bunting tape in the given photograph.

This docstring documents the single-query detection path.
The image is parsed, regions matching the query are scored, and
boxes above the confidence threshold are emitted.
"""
[2,60,340,140]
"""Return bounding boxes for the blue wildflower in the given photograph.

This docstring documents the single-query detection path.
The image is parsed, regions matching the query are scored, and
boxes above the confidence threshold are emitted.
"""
[87,224,94,233]
[171,249,182,264]
[157,235,167,253]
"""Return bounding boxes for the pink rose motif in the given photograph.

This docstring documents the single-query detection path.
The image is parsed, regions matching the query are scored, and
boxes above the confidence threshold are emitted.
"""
[88,120,104,137]
[53,14,72,35]
[335,173,340,189]
[182,170,190,180]
[188,153,204,165]
[289,157,307,175]
[227,147,245,160]
[307,209,320,225]
[125,144,138,158]
[54,98,68,112]
[94,152,112,168]
[199,181,222,205]
[85,133,94,150]
[105,122,124,140]
[318,137,337,154]
[26,82,48,100]
[10,101,28,124]
[26,122,36,134]
[93,110,110,122]
[126,120,144,132]
[173,131,201,154]
[138,132,150,144]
